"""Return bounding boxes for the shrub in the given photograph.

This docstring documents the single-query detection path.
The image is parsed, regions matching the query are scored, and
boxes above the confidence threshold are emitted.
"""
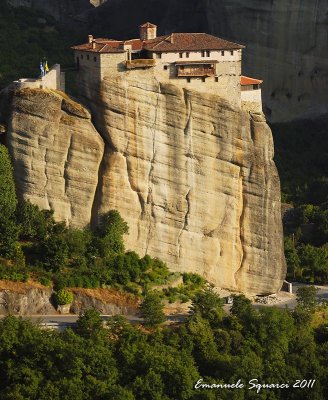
[39,277,51,287]
[183,273,206,288]
[54,289,73,305]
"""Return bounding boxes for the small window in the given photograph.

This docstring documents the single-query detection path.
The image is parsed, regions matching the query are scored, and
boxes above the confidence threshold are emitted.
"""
[201,51,205,57]
[164,65,168,70]
[202,77,206,82]
[215,77,219,82]
[230,50,234,56]
[187,78,191,83]
[221,51,224,56]
[179,52,183,58]
[206,50,210,57]
[81,54,84,59]
[157,53,162,59]
[76,57,79,63]
[94,56,97,62]
[87,55,90,60]
[186,52,190,58]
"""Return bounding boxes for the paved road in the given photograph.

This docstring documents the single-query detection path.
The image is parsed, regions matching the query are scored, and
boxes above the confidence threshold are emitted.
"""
[0,283,327,330]
[0,313,187,330]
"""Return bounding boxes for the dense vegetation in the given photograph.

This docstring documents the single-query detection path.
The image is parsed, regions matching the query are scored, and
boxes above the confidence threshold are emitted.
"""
[0,289,326,399]
[272,119,328,284]
[0,0,80,90]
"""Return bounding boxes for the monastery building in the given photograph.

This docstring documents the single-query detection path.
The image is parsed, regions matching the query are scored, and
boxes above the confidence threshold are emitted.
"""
[72,23,263,111]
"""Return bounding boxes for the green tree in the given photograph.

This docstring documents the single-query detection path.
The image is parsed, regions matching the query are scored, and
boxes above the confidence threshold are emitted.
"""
[95,210,129,257]
[0,218,20,259]
[40,233,68,272]
[139,292,166,328]
[0,145,19,258]
[190,286,224,325]
[75,309,105,340]
[298,244,328,282]
[16,200,54,241]
[0,145,17,218]
[296,285,319,310]
[230,294,253,319]
[64,228,92,258]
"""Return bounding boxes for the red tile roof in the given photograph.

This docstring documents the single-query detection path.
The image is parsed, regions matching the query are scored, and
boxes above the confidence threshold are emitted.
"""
[143,33,244,52]
[71,38,143,53]
[240,76,263,85]
[125,39,143,51]
[72,29,244,54]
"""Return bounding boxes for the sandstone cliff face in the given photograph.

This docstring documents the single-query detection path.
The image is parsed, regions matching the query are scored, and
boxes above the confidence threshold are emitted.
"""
[2,88,104,227]
[1,81,286,295]
[83,74,286,295]
[203,0,328,122]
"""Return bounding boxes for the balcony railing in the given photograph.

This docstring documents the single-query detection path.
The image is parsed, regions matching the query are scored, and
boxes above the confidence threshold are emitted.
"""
[125,59,156,69]
[177,67,215,77]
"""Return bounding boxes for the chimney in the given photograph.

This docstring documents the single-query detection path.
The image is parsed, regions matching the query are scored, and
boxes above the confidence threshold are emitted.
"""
[139,22,157,41]
[170,34,174,44]
[88,34,93,44]
[92,40,96,49]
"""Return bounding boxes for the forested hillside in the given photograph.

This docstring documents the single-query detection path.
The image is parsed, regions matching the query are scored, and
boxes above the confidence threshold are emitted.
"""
[0,0,80,89]
[272,120,328,284]
[0,292,327,399]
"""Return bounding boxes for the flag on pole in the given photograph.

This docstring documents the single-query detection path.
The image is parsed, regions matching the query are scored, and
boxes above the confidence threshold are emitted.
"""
[40,62,45,77]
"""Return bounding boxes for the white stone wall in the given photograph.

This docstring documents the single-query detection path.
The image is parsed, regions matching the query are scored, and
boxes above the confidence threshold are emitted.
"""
[241,88,262,103]
[153,49,241,63]
[40,64,61,90]
[75,49,242,106]
[152,58,241,105]
[13,79,41,90]
[99,53,127,79]
[241,89,263,112]
[14,64,64,91]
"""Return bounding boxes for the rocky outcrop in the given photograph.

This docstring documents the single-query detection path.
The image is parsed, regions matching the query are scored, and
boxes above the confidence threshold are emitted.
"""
[0,281,139,315]
[83,73,286,295]
[0,281,54,314]
[0,78,286,295]
[70,288,139,315]
[2,88,104,227]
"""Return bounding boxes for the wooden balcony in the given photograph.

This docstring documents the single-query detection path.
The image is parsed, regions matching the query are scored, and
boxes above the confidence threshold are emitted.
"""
[177,67,215,77]
[125,59,156,69]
